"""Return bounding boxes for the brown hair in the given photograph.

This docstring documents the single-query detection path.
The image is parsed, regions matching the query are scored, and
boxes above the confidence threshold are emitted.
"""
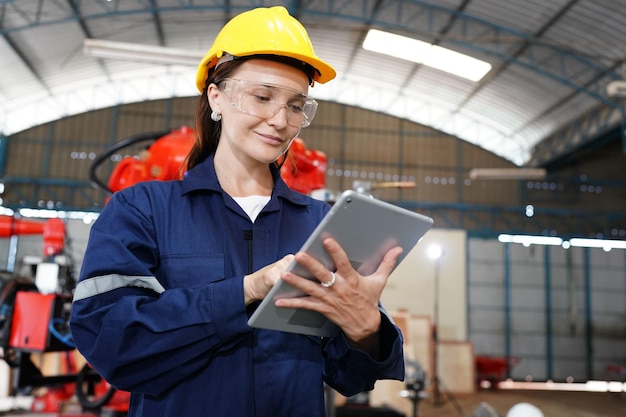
[186,56,314,171]
[186,61,236,170]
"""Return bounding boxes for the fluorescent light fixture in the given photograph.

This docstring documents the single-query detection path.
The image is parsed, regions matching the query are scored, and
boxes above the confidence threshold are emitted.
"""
[498,234,563,247]
[362,29,492,81]
[498,234,626,251]
[83,39,203,66]
[469,168,547,180]
[15,207,99,224]
[499,379,626,393]
[569,238,626,251]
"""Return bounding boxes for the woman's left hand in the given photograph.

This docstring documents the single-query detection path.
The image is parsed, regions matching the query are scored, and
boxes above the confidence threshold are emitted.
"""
[276,237,403,355]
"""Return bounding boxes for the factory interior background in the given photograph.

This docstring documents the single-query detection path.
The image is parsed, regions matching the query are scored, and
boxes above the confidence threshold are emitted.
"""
[0,1,625,416]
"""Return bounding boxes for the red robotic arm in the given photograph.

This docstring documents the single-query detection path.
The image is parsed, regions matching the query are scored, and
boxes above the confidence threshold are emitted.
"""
[0,217,65,258]
[100,126,327,195]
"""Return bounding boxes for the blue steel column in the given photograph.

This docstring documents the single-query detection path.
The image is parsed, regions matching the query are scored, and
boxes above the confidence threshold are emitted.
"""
[0,134,8,177]
[456,138,463,204]
[622,107,626,154]
[110,105,120,146]
[0,134,15,271]
[504,242,512,376]
[465,235,471,339]
[544,245,553,380]
[39,122,54,204]
[583,247,593,380]
[163,98,173,129]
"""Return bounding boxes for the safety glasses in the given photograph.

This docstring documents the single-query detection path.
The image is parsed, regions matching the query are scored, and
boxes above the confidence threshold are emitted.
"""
[220,78,318,128]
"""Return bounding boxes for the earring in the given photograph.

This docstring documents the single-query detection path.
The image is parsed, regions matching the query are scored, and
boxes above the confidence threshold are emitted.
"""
[210,111,222,122]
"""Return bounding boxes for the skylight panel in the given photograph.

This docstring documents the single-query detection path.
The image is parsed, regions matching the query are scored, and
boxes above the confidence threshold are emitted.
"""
[363,29,492,82]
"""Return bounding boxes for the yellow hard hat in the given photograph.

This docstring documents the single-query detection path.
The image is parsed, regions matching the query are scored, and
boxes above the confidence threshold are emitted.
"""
[195,6,336,91]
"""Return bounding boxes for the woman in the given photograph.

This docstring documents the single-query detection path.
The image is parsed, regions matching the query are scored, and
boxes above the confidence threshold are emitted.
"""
[70,6,405,417]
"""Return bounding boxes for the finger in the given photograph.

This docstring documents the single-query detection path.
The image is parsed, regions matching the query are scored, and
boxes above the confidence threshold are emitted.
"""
[321,238,354,273]
[322,237,348,259]
[281,270,330,297]
[293,249,336,284]
[270,254,295,285]
[375,246,404,279]
[278,253,296,270]
[320,271,336,288]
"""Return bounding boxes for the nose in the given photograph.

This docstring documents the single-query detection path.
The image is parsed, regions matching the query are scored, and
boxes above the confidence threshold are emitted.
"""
[266,105,290,128]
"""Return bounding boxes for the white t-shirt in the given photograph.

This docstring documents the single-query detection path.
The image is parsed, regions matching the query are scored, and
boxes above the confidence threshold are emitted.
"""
[232,195,271,223]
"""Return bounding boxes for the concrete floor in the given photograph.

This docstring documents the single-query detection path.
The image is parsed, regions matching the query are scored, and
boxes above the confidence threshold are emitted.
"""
[409,389,626,417]
[0,389,625,416]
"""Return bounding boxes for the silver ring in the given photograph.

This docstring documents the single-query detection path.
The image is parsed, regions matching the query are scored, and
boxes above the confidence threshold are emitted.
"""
[321,271,336,288]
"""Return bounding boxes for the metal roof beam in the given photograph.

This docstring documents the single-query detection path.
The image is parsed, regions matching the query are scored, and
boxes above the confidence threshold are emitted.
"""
[66,0,112,78]
[522,59,624,144]
[66,0,92,37]
[342,0,385,75]
[409,0,618,107]
[0,0,52,92]
[1,33,51,93]
[147,0,166,46]
[0,0,619,107]
[454,0,580,111]
[529,106,624,167]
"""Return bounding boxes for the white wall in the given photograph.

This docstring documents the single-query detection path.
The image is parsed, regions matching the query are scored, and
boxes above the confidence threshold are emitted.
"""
[468,238,626,382]
[381,228,468,341]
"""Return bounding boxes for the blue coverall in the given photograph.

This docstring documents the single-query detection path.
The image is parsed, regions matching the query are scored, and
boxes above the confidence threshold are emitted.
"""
[70,154,405,417]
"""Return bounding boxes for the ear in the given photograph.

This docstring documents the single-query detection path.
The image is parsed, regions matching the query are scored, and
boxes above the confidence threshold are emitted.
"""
[207,83,222,113]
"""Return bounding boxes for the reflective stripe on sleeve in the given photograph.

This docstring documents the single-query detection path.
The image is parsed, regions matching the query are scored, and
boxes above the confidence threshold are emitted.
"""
[73,274,166,302]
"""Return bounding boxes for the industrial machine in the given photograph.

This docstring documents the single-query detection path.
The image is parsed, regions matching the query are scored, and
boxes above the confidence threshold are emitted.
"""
[0,215,131,416]
[90,126,328,197]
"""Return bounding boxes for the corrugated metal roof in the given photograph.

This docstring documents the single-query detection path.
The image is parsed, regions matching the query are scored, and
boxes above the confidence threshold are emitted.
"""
[0,0,624,166]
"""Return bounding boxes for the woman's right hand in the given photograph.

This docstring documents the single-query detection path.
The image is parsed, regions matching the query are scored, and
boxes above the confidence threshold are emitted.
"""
[243,254,294,305]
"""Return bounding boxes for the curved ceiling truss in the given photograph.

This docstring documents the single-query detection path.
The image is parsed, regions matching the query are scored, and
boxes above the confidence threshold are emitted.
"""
[0,0,624,166]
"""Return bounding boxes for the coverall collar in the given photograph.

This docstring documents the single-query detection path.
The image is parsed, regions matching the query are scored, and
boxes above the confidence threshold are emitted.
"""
[181,153,313,208]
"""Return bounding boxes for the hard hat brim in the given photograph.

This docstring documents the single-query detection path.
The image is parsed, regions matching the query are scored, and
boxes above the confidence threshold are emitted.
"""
[195,50,336,91]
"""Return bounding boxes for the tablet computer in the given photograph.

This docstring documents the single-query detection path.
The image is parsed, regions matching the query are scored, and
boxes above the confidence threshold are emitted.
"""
[247,190,434,337]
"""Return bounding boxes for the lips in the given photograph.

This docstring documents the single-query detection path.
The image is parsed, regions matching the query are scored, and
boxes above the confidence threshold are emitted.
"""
[257,131,286,146]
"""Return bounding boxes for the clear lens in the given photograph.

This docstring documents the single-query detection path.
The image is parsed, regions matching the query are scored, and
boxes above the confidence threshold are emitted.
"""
[222,79,317,128]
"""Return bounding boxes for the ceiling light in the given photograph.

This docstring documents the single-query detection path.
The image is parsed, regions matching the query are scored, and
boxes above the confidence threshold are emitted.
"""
[362,29,492,82]
[569,238,626,251]
[498,234,563,247]
[83,39,203,66]
[469,168,547,180]
[606,80,626,98]
[498,234,626,251]
[427,244,443,260]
